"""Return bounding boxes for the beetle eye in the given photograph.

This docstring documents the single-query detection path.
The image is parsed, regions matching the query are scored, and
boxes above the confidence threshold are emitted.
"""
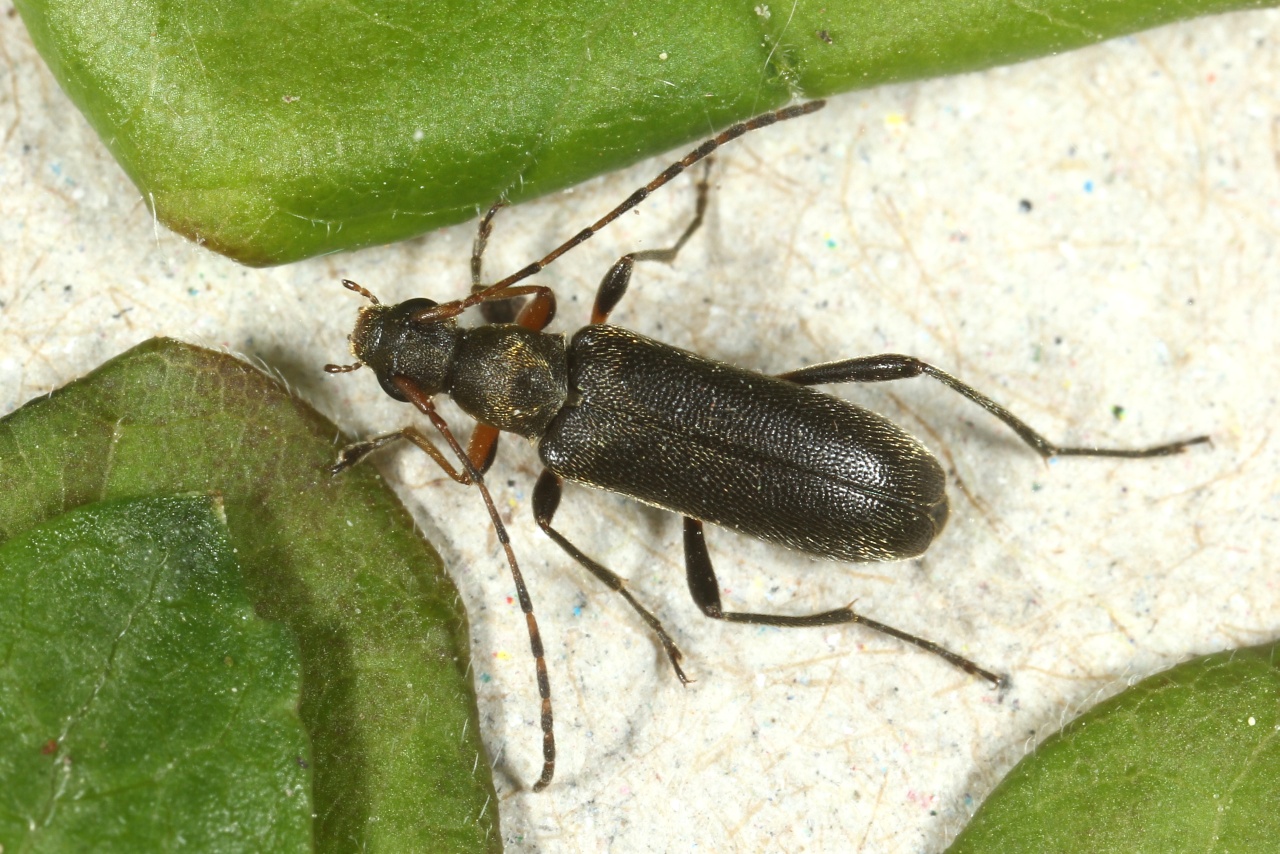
[396,297,438,317]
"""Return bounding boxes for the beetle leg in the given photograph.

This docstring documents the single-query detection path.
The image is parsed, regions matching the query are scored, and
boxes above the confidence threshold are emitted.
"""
[471,200,505,287]
[591,160,714,325]
[331,425,472,483]
[471,200,522,324]
[532,470,690,684]
[779,354,1211,459]
[467,202,558,328]
[465,423,501,475]
[514,285,558,332]
[683,518,1007,688]
[334,419,496,481]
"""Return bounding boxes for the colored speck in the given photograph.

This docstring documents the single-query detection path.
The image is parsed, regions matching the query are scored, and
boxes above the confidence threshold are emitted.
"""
[480,673,492,683]
[572,605,583,617]
[506,596,514,605]
[188,287,199,297]
[884,112,907,130]
[494,650,510,661]
[1019,199,1033,213]
[1083,180,1094,193]
[1112,405,1126,421]
[1031,482,1043,492]
[825,237,837,249]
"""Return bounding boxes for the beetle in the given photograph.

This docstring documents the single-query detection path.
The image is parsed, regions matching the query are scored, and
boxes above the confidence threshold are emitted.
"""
[325,100,1209,790]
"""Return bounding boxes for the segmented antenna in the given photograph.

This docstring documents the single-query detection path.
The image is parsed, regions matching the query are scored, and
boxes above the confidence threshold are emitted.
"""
[342,278,380,304]
[390,376,558,792]
[414,100,827,322]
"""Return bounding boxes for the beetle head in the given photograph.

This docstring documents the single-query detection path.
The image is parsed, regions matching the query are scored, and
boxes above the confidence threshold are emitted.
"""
[349,298,461,401]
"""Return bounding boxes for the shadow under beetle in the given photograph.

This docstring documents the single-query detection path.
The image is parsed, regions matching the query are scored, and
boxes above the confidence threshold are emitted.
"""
[326,100,1210,791]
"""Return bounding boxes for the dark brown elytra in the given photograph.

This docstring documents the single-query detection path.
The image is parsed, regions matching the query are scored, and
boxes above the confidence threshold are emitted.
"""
[325,100,1210,792]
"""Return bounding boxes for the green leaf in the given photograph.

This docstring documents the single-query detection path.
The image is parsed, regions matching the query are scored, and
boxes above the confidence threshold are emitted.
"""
[0,339,501,853]
[0,494,311,852]
[14,0,1272,265]
[948,644,1280,853]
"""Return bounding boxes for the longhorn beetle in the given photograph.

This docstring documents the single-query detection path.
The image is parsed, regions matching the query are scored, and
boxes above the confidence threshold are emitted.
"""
[326,100,1209,791]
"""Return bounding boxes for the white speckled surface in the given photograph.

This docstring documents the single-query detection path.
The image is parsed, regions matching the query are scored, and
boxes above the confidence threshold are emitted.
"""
[3,10,1277,852]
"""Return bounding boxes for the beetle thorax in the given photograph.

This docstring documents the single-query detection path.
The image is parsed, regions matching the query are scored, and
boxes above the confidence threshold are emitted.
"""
[449,325,569,439]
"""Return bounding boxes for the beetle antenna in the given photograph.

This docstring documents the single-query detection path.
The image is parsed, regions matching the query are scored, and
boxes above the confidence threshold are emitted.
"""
[397,379,557,792]
[418,100,827,321]
[342,278,381,304]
